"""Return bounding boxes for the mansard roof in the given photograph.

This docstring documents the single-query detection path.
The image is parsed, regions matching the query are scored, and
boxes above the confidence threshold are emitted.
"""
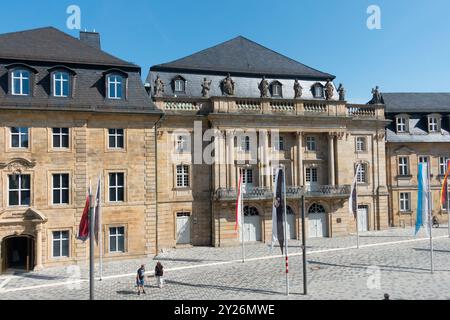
[151,36,335,80]
[383,93,450,113]
[0,27,138,69]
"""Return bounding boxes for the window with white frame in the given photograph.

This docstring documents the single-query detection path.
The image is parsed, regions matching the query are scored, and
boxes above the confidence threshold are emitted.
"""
[398,157,409,176]
[305,167,318,183]
[8,174,31,206]
[11,69,30,95]
[241,136,251,152]
[356,137,366,152]
[107,75,123,99]
[108,129,124,149]
[109,173,124,202]
[428,117,439,133]
[176,165,190,188]
[52,231,69,258]
[419,156,429,164]
[274,136,285,151]
[174,79,185,93]
[399,193,411,212]
[272,83,282,97]
[175,135,189,153]
[52,128,69,149]
[356,163,368,184]
[10,127,29,148]
[313,84,324,98]
[396,117,407,133]
[109,227,125,253]
[53,72,70,97]
[306,136,316,152]
[439,157,449,176]
[52,174,69,205]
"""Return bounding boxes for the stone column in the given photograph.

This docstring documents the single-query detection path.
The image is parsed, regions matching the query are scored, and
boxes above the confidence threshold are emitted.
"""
[328,134,336,186]
[263,130,271,188]
[226,130,236,189]
[297,132,304,186]
[35,223,43,270]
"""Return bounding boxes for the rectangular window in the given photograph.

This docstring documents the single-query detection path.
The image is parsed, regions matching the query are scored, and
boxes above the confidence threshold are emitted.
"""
[306,136,316,152]
[108,75,123,99]
[52,174,69,205]
[176,165,190,188]
[305,167,318,183]
[241,136,251,152]
[399,193,411,212]
[11,127,29,148]
[109,173,124,202]
[419,156,429,164]
[176,135,189,153]
[398,157,409,176]
[11,70,30,96]
[357,164,367,184]
[52,231,70,258]
[109,227,125,253]
[53,72,70,97]
[174,80,185,92]
[396,117,407,133]
[439,157,449,176]
[8,174,31,206]
[429,117,438,132]
[241,169,253,185]
[356,137,366,152]
[274,136,285,151]
[52,128,69,149]
[108,129,124,149]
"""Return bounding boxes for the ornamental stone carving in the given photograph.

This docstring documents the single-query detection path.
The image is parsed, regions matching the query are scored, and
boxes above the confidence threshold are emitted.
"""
[337,83,346,101]
[0,158,37,175]
[154,75,165,97]
[201,77,212,97]
[294,79,303,99]
[221,73,235,96]
[325,80,334,100]
[258,76,269,98]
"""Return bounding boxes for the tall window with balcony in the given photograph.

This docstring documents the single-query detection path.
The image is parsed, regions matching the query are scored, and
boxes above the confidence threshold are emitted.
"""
[10,127,29,149]
[176,165,190,188]
[240,136,251,152]
[305,167,318,186]
[53,72,70,97]
[11,69,30,96]
[8,174,31,206]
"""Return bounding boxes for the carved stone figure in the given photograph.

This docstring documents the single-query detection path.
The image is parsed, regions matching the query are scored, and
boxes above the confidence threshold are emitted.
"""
[294,79,303,99]
[337,83,346,101]
[154,75,165,97]
[221,73,235,96]
[258,76,269,98]
[369,86,384,104]
[201,78,212,97]
[325,80,334,100]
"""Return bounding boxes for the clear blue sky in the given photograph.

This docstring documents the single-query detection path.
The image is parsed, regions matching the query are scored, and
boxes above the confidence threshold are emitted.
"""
[1,0,449,103]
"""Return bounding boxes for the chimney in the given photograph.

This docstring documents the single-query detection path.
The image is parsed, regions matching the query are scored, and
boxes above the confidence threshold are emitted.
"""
[79,30,101,49]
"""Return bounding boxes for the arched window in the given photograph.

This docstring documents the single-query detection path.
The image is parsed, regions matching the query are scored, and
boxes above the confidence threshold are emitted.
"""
[244,206,259,216]
[11,69,30,96]
[308,203,326,214]
[271,81,283,97]
[53,71,70,97]
[312,83,324,98]
[172,75,186,93]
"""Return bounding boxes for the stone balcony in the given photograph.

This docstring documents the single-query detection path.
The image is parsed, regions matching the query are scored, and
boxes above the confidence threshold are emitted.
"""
[214,185,351,201]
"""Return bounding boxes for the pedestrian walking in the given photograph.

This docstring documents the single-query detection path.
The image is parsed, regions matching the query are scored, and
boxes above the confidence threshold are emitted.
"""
[136,264,146,295]
[155,262,164,288]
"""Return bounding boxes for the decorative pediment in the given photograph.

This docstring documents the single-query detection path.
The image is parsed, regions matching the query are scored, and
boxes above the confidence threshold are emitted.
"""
[0,208,47,223]
[393,145,416,155]
[0,158,37,174]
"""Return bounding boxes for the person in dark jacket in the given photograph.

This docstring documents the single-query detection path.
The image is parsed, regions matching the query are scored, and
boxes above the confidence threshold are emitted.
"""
[136,264,146,295]
[155,262,164,288]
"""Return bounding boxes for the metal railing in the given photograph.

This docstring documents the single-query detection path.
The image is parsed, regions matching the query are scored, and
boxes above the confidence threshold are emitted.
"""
[215,185,351,201]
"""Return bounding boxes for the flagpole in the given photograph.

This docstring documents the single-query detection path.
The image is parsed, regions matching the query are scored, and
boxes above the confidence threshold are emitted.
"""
[89,180,95,300]
[281,165,289,296]
[241,172,245,264]
[301,195,307,295]
[356,164,360,249]
[99,173,103,281]
[447,160,450,239]
[427,162,434,273]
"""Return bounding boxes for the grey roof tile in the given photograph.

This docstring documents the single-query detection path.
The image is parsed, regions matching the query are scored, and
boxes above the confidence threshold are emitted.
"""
[383,93,450,113]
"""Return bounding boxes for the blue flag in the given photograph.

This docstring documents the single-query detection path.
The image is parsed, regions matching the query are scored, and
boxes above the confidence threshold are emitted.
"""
[415,163,430,236]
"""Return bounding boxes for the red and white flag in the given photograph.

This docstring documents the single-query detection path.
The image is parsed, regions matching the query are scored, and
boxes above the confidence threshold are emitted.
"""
[78,183,91,241]
[235,171,244,232]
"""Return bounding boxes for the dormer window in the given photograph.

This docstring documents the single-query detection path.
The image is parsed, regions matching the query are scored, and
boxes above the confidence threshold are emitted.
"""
[428,116,440,133]
[172,76,186,94]
[53,72,70,97]
[396,117,407,133]
[107,74,123,99]
[312,83,324,98]
[12,69,30,96]
[271,81,283,97]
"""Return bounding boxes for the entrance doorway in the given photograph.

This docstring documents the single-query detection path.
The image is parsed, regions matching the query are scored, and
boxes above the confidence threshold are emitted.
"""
[1,236,35,273]
[357,206,369,232]
[176,212,191,245]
